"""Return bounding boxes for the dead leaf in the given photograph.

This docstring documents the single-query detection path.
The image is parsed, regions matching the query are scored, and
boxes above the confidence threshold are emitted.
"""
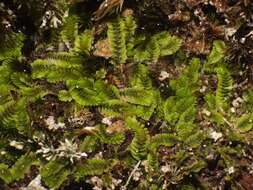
[122,8,134,17]
[93,0,124,21]
[238,173,253,190]
[106,120,126,134]
[93,39,112,59]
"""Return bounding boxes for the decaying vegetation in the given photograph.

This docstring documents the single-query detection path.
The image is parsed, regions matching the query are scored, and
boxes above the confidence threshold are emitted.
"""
[0,0,253,189]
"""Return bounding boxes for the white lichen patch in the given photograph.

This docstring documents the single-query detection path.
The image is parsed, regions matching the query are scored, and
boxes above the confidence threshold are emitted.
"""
[209,130,223,142]
[36,139,87,163]
[44,116,65,131]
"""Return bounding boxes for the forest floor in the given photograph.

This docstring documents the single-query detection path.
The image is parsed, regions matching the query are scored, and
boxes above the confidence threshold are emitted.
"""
[1,0,253,190]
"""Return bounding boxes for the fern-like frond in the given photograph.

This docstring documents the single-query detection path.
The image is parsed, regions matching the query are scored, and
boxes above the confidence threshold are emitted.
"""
[0,63,12,86]
[175,122,198,142]
[133,32,181,63]
[107,17,127,65]
[133,43,150,63]
[0,32,24,61]
[20,86,49,102]
[204,40,226,72]
[120,87,155,106]
[100,100,157,120]
[130,63,152,89]
[75,159,117,180]
[185,58,201,84]
[149,134,177,151]
[0,98,31,133]
[80,136,98,153]
[0,101,17,128]
[58,90,73,102]
[125,117,149,160]
[0,153,37,184]
[31,53,83,83]
[61,15,79,47]
[235,114,253,132]
[95,125,125,145]
[99,99,127,115]
[147,37,161,63]
[177,106,197,124]
[70,87,101,106]
[124,16,137,56]
[10,153,37,181]
[0,164,12,184]
[207,40,226,65]
[74,30,94,55]
[41,159,70,189]
[13,98,30,133]
[148,134,177,168]
[163,96,196,125]
[215,67,233,110]
[94,80,120,100]
[170,58,200,96]
[67,79,119,106]
[154,31,182,56]
[10,72,31,89]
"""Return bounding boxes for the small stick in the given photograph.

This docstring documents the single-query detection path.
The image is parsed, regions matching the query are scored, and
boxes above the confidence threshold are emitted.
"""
[122,161,141,189]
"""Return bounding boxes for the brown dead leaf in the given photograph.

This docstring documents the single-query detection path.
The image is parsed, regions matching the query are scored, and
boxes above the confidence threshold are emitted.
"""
[238,173,253,190]
[184,0,205,8]
[210,0,229,13]
[106,120,126,134]
[168,10,191,22]
[93,39,112,59]
[184,38,211,55]
[75,126,98,136]
[121,8,134,17]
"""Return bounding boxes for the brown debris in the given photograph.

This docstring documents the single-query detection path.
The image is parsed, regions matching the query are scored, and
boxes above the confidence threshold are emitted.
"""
[93,0,124,21]
[106,120,126,134]
[93,38,112,59]
[238,173,253,190]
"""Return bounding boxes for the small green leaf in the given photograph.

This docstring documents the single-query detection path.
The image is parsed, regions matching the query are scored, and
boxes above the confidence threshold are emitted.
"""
[235,114,253,132]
